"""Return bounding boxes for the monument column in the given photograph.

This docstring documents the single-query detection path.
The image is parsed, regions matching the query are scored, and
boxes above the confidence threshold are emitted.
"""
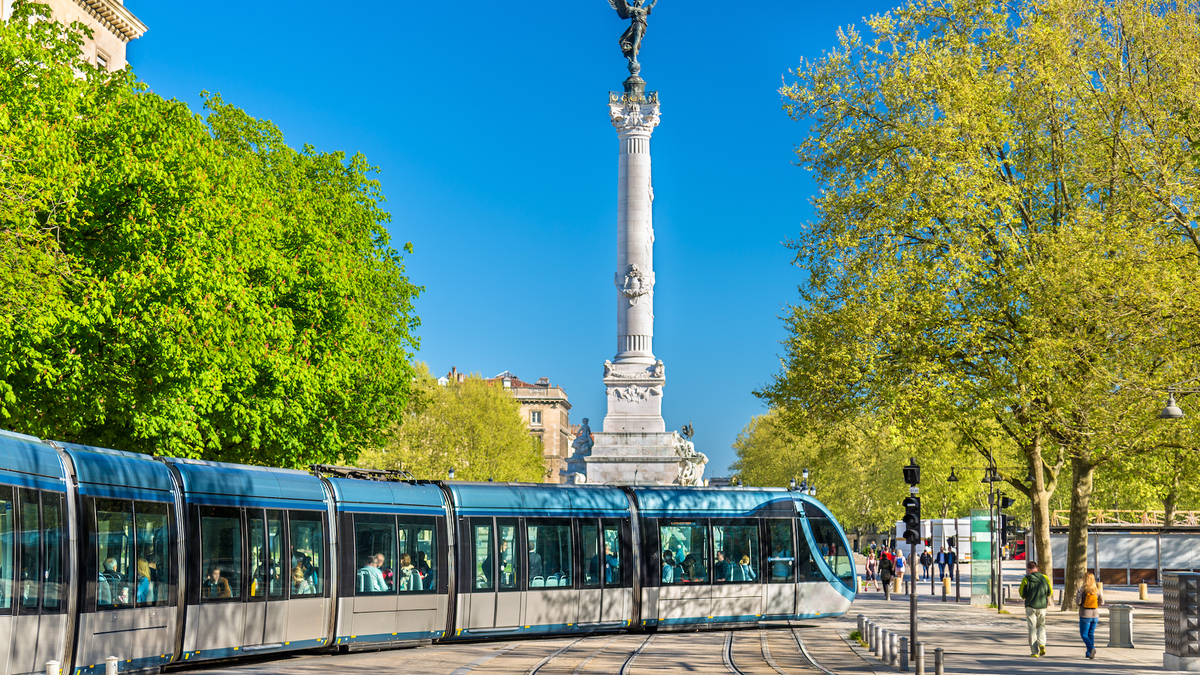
[603,82,665,435]
[564,1,707,486]
[610,85,660,366]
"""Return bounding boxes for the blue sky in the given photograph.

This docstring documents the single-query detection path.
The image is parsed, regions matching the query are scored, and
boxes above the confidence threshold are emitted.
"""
[128,0,897,476]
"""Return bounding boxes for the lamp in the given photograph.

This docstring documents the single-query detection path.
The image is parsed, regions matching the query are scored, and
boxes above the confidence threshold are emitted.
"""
[448,467,456,481]
[1024,469,1035,485]
[789,477,798,490]
[1161,392,1185,420]
[947,468,959,483]
[802,467,810,481]
[809,485,817,497]
[736,478,743,487]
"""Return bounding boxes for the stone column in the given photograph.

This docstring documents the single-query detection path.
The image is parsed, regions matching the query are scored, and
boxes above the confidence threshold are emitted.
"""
[604,86,664,434]
[609,89,660,365]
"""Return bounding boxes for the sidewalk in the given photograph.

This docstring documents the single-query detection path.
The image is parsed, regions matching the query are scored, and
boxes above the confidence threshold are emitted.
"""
[840,593,1165,674]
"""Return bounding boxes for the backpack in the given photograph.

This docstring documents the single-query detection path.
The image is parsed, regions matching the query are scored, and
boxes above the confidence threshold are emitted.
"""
[1083,591,1098,609]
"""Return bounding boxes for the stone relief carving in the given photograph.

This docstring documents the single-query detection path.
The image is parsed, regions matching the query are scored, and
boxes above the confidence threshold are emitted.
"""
[609,103,661,134]
[607,384,662,402]
[603,359,615,378]
[673,432,708,487]
[653,359,664,378]
[615,263,654,306]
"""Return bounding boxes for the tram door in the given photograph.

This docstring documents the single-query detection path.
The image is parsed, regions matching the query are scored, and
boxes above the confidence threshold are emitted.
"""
[764,519,797,617]
[579,520,627,625]
[10,489,67,675]
[244,509,287,647]
[465,518,521,632]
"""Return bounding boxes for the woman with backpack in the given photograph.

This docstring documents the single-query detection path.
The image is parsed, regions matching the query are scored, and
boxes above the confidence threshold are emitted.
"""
[878,551,895,600]
[1075,572,1105,659]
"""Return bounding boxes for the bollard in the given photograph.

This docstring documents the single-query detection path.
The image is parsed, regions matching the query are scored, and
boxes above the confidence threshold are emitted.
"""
[47,662,61,675]
[876,628,886,659]
[105,657,118,675]
[899,637,909,671]
[857,613,865,638]
[873,624,881,656]
[915,642,925,675]
[942,576,949,602]
[1139,581,1148,601]
[1107,604,1135,648]
[867,621,875,651]
[934,647,944,675]
[889,632,898,666]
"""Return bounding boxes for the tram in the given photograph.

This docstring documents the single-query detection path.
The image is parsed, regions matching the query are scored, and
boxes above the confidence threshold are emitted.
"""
[0,428,855,675]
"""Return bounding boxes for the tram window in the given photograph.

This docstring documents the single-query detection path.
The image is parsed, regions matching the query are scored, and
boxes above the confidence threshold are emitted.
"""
[199,506,242,601]
[808,517,854,588]
[713,520,759,584]
[397,516,438,593]
[795,520,825,582]
[266,510,284,598]
[354,513,396,595]
[42,493,64,612]
[766,519,796,584]
[289,511,324,596]
[601,520,623,587]
[0,486,12,612]
[134,502,170,607]
[472,518,494,591]
[496,518,519,591]
[95,498,134,608]
[659,521,708,585]
[526,520,572,588]
[581,522,600,588]
[18,490,39,612]
[247,510,267,599]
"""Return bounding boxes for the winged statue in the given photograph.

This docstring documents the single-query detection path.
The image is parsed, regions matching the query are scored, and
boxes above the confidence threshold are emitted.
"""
[608,0,657,72]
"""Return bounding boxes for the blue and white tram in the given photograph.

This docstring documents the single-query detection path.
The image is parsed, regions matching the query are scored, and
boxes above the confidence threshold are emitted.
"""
[0,430,856,675]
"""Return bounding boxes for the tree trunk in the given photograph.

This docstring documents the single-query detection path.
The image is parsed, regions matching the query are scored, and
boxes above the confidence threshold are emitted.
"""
[1061,455,1096,612]
[1026,436,1053,574]
[1164,485,1178,528]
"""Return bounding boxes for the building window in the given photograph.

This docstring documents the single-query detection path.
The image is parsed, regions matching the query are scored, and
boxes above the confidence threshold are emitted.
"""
[530,410,542,425]
[96,52,109,70]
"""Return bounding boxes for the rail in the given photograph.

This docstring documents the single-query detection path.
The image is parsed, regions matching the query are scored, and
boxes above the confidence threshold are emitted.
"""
[1051,509,1200,526]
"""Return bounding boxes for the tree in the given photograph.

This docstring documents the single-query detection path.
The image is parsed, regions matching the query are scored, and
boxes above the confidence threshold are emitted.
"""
[358,365,546,482]
[766,0,1200,608]
[730,410,987,537]
[0,1,422,467]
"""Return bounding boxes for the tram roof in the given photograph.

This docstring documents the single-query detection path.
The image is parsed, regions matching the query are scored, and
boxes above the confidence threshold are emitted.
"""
[165,456,327,508]
[57,441,176,501]
[630,487,800,518]
[0,429,66,489]
[447,482,630,517]
[328,477,445,514]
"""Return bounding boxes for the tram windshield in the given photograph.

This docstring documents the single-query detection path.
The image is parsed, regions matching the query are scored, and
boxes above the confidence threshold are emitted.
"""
[808,516,854,588]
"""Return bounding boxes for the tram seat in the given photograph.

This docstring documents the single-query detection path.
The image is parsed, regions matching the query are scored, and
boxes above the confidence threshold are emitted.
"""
[531,576,545,587]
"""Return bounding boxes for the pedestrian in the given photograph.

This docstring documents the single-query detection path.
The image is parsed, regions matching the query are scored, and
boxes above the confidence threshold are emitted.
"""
[1075,572,1104,659]
[878,551,895,601]
[946,545,957,581]
[894,549,906,591]
[936,546,948,580]
[865,552,878,591]
[919,548,933,581]
[1019,560,1053,657]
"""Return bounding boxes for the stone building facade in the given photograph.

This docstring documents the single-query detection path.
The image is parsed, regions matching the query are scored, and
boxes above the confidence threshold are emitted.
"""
[483,371,572,484]
[2,0,147,71]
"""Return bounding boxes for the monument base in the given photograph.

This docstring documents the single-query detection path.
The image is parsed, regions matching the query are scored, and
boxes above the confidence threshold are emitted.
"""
[1165,654,1200,671]
[566,430,706,486]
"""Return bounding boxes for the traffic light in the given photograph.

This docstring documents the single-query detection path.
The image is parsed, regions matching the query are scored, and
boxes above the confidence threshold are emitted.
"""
[902,496,921,545]
[1000,496,1016,510]
[903,458,921,486]
[924,538,931,547]
[947,535,956,549]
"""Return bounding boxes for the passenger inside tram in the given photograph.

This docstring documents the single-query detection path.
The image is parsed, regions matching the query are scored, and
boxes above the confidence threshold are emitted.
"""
[202,565,232,598]
[714,550,731,581]
[661,549,676,583]
[604,543,619,584]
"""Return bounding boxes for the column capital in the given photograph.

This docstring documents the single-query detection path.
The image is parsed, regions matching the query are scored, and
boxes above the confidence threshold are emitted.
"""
[609,91,661,137]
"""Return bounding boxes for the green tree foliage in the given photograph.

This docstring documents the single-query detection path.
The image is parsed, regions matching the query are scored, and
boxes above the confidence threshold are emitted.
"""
[731,410,988,537]
[0,2,421,467]
[766,0,1200,607]
[358,365,546,482]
